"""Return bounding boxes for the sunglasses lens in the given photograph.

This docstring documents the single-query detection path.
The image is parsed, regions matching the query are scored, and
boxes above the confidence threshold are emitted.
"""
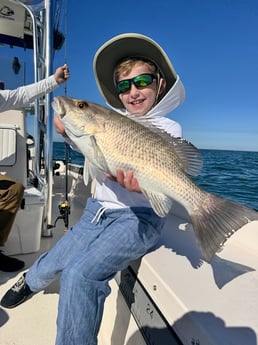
[116,80,130,94]
[116,74,155,94]
[134,74,154,87]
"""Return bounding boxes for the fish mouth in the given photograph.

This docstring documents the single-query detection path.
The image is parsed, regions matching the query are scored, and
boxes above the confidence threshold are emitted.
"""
[52,96,86,138]
[52,97,66,118]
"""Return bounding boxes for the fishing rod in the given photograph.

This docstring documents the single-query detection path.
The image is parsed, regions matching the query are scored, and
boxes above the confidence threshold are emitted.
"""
[48,0,70,231]
[57,0,70,232]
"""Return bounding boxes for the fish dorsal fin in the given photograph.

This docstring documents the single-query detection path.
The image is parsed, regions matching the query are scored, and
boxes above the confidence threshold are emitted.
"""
[143,123,203,176]
[168,137,203,176]
[147,131,203,177]
[124,115,203,177]
[142,189,173,217]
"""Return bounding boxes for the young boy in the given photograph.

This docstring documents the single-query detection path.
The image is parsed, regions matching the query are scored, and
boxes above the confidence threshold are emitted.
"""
[1,34,185,345]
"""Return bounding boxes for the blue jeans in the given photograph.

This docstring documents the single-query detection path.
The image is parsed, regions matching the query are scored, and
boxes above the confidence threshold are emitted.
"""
[26,198,165,345]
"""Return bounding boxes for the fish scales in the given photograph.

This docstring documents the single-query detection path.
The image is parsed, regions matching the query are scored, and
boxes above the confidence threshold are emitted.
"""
[93,107,199,205]
[52,96,258,262]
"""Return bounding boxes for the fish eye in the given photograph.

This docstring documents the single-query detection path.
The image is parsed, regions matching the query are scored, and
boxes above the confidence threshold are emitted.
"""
[77,101,88,109]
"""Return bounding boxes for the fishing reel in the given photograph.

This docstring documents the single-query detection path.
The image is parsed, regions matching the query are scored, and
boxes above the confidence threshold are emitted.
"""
[48,200,70,231]
[58,200,70,231]
[59,200,70,216]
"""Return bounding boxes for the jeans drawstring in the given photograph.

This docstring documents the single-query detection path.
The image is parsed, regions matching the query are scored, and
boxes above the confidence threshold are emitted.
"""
[90,207,107,224]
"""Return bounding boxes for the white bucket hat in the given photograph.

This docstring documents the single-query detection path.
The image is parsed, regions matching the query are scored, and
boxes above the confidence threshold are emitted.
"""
[93,33,179,109]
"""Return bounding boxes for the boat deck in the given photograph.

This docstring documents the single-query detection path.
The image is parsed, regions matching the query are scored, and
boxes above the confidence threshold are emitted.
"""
[0,193,73,345]
[1,174,258,345]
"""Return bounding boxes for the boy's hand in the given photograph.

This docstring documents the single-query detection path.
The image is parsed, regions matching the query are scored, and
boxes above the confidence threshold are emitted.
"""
[106,169,140,192]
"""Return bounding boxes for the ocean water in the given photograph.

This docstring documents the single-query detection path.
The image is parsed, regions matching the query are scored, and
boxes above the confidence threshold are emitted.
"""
[53,142,258,211]
[192,149,258,211]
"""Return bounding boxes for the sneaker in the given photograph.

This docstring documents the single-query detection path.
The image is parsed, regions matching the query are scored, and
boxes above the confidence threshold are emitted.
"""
[1,273,33,308]
[0,252,25,272]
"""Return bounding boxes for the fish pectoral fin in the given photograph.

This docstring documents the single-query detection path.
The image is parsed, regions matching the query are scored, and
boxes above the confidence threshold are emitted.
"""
[83,160,90,185]
[83,160,106,186]
[88,164,106,184]
[90,136,109,172]
[142,190,173,217]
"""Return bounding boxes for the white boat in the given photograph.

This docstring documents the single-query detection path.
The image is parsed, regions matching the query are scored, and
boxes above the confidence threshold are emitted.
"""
[0,1,257,344]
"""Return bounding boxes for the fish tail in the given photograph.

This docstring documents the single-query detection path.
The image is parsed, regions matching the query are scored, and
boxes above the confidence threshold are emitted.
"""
[191,192,258,262]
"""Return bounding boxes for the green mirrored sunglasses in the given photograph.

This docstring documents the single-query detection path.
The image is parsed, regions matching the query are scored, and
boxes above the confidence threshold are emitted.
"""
[116,73,156,94]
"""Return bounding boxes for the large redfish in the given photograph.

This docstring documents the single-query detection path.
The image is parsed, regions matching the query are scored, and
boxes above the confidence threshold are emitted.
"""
[52,96,258,262]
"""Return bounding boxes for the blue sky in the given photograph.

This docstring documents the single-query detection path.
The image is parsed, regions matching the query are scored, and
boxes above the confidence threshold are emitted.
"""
[1,0,258,151]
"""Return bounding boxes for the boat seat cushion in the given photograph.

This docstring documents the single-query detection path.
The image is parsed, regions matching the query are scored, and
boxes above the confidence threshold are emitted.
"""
[0,124,18,166]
